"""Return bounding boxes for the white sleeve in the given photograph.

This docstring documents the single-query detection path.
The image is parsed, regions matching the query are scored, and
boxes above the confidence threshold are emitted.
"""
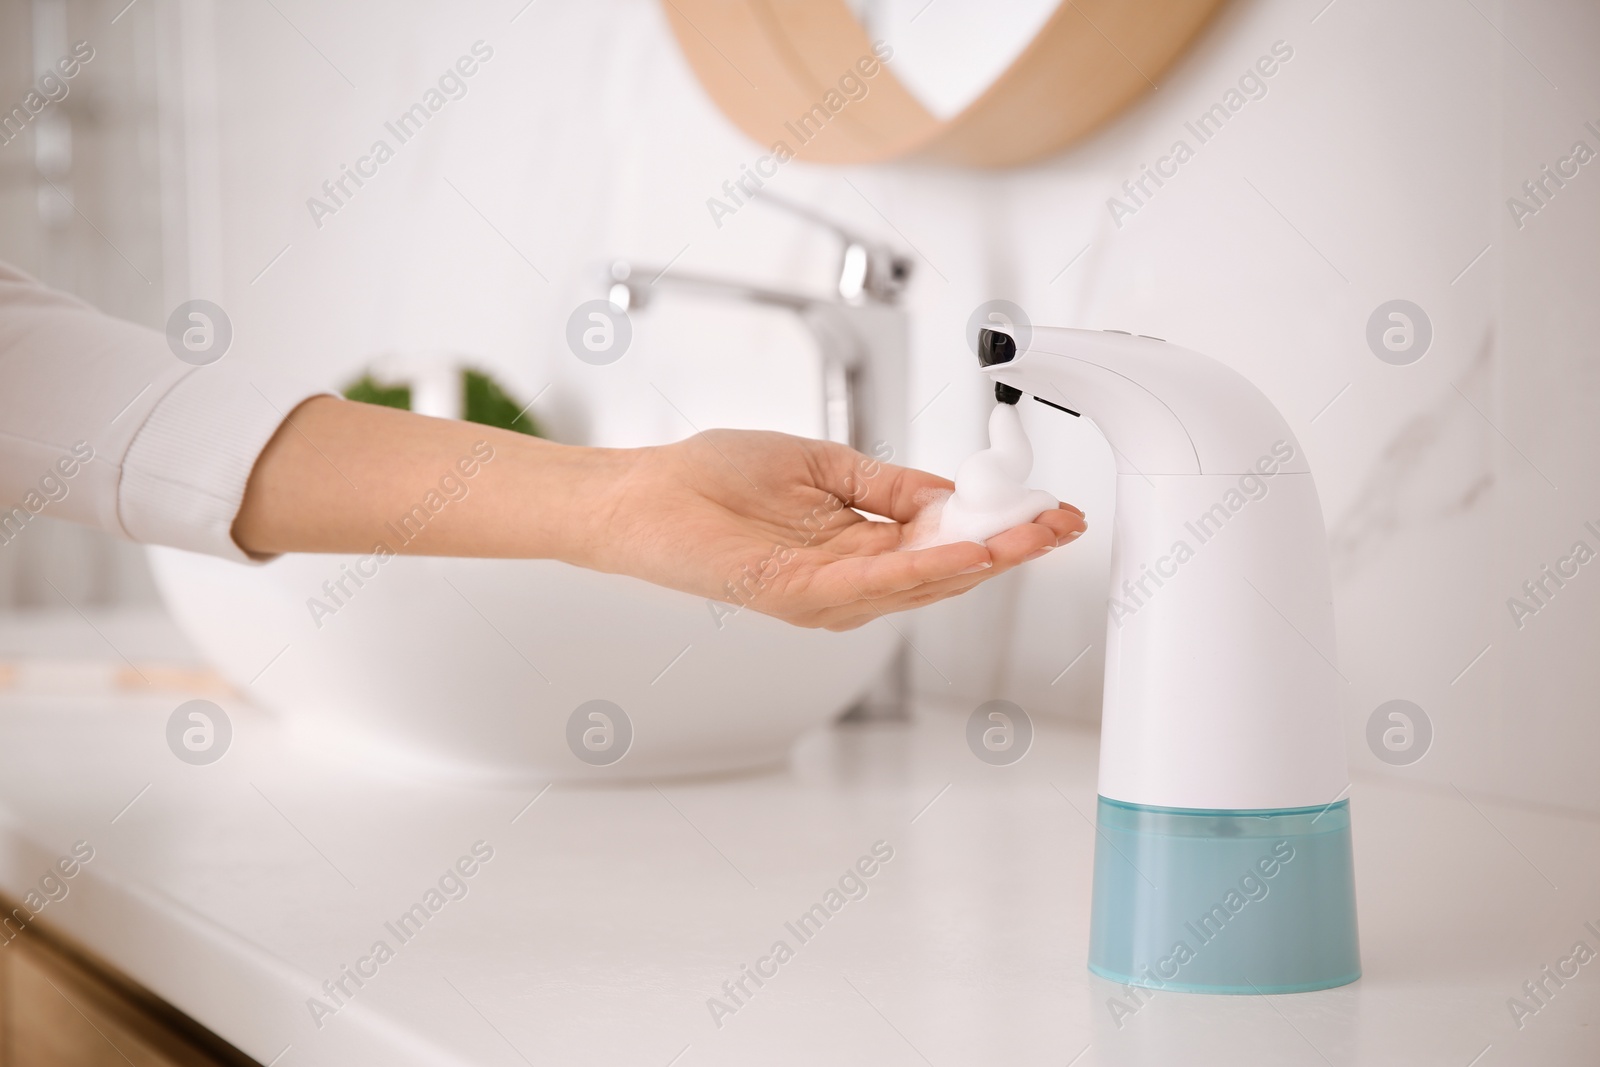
[0,261,331,561]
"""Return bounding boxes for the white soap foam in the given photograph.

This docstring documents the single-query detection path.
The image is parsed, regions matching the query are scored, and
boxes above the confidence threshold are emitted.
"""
[909,402,1058,548]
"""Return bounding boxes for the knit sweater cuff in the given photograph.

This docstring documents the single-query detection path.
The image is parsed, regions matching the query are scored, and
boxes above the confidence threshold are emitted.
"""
[119,368,331,562]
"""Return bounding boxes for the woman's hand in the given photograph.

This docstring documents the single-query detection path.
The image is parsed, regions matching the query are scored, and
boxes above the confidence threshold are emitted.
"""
[234,399,1087,631]
[577,429,1086,630]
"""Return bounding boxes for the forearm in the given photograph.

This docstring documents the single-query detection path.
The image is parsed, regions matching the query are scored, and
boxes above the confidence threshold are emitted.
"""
[232,396,622,563]
[230,395,1083,630]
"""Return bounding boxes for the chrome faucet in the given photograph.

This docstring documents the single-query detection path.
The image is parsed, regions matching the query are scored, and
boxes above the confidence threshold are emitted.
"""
[605,192,912,453]
[605,194,914,720]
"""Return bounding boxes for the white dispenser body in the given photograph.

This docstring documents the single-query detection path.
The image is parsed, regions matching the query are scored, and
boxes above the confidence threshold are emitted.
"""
[981,326,1349,812]
[1102,471,1344,809]
[979,324,1360,994]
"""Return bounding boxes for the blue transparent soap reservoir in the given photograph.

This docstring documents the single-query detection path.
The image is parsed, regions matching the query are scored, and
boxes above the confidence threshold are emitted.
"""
[1088,796,1360,994]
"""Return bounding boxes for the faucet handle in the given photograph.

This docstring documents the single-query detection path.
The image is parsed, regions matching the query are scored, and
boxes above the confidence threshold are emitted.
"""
[753,191,912,305]
[839,240,913,305]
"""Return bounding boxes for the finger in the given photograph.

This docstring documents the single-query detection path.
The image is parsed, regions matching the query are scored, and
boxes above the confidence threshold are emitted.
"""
[806,510,1082,615]
[979,520,1062,568]
[870,559,1006,607]
[815,569,996,629]
[851,514,1084,611]
[812,515,906,556]
[808,440,954,524]
[975,505,1088,565]
[1033,504,1087,544]
[807,511,1086,628]
[810,551,1013,627]
[804,539,992,606]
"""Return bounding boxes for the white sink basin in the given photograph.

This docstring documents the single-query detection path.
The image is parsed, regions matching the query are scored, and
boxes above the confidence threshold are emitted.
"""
[147,547,898,783]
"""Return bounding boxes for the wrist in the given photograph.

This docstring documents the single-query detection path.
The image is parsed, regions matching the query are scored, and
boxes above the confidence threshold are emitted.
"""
[509,435,640,570]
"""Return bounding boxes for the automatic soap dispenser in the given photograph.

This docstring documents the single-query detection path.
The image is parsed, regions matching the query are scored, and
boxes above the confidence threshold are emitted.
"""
[978,325,1359,994]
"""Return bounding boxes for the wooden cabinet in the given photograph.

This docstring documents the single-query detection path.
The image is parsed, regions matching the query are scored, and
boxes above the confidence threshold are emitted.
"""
[0,908,257,1067]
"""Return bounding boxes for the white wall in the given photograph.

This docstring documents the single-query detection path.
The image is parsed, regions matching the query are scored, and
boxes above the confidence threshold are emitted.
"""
[193,0,1598,811]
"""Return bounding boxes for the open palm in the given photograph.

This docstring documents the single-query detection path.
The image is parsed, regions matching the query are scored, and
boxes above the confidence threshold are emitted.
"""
[590,429,1085,630]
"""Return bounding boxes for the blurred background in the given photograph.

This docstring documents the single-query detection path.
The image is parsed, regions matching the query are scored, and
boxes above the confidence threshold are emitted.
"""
[2,0,1596,811]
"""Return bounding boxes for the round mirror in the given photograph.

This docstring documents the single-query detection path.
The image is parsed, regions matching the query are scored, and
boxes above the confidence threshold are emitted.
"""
[660,0,1227,167]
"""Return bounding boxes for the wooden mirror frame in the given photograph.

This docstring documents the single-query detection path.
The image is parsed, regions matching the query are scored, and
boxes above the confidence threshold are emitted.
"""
[660,0,1228,167]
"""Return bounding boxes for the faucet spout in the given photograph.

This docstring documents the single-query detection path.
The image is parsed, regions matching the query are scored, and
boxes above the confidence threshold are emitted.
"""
[602,260,908,455]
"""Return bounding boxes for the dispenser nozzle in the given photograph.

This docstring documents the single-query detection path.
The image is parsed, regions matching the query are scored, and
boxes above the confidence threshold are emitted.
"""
[977,328,1016,367]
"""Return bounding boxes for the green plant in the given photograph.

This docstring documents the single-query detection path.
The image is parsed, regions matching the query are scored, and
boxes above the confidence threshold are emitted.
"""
[342,374,411,412]
[462,368,540,436]
[341,368,542,437]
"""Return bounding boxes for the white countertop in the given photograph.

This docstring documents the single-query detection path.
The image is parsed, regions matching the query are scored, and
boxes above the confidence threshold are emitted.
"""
[0,610,1596,1066]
